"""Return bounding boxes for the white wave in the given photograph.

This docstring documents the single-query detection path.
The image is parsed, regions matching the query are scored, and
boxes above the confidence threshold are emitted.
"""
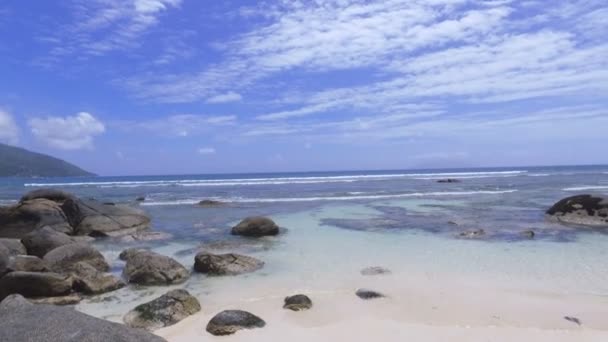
[563,186,608,191]
[414,175,520,180]
[0,199,17,205]
[527,173,551,177]
[140,189,518,206]
[24,170,528,188]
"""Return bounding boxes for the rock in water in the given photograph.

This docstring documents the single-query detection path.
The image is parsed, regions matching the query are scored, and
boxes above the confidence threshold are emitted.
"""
[356,289,386,300]
[0,271,72,300]
[0,294,167,342]
[231,216,279,237]
[361,266,391,276]
[437,178,461,183]
[520,230,535,239]
[61,198,150,236]
[198,200,225,207]
[0,238,27,256]
[547,195,608,227]
[194,252,264,276]
[206,310,266,336]
[71,262,125,295]
[43,243,110,273]
[21,226,75,257]
[122,250,189,285]
[283,294,313,311]
[124,289,201,331]
[457,229,486,239]
[0,199,71,238]
[7,255,49,273]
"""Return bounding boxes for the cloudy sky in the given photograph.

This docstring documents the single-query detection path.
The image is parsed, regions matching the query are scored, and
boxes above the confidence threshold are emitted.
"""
[0,0,606,175]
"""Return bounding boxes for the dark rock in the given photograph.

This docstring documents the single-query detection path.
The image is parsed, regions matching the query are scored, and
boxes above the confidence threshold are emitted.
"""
[29,293,82,305]
[7,255,49,273]
[20,189,75,203]
[123,289,201,331]
[361,266,391,276]
[206,310,266,336]
[355,289,386,300]
[547,195,608,227]
[564,316,582,326]
[122,250,189,285]
[231,216,279,237]
[0,271,72,300]
[437,179,461,183]
[520,230,535,239]
[194,252,264,276]
[198,200,225,207]
[135,197,146,202]
[43,243,110,273]
[61,198,150,236]
[0,244,8,276]
[0,199,71,238]
[0,238,27,255]
[71,262,125,295]
[283,294,312,311]
[457,229,486,239]
[0,294,167,341]
[21,226,75,258]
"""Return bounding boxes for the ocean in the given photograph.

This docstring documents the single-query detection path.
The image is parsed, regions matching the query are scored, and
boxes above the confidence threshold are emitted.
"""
[2,165,608,323]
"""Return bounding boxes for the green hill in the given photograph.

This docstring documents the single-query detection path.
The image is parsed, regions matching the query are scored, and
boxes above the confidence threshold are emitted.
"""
[0,143,95,177]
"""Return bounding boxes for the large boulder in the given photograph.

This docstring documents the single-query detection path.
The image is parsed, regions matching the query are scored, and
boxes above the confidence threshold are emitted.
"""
[7,255,49,273]
[206,310,266,336]
[123,289,201,331]
[231,216,279,237]
[20,189,75,203]
[21,226,75,258]
[194,252,264,276]
[0,199,71,238]
[43,243,110,273]
[61,198,150,236]
[71,262,125,295]
[0,294,167,342]
[0,238,27,255]
[0,244,8,276]
[547,195,608,227]
[0,271,72,300]
[122,250,189,285]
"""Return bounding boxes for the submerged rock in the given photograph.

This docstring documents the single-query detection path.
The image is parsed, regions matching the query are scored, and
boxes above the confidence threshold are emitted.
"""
[124,289,201,331]
[520,230,535,239]
[122,250,189,285]
[361,266,391,276]
[231,216,279,237]
[355,289,386,300]
[0,294,167,342]
[547,195,608,227]
[0,238,27,256]
[21,226,75,258]
[194,252,264,276]
[437,179,461,183]
[206,310,266,336]
[198,200,226,207]
[283,294,313,311]
[0,271,72,300]
[43,243,110,273]
[71,262,125,295]
[457,229,486,239]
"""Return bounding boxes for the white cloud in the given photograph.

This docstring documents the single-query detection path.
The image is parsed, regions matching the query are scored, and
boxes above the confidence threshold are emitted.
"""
[206,92,243,104]
[29,112,105,150]
[0,110,19,145]
[198,147,216,155]
[129,114,237,137]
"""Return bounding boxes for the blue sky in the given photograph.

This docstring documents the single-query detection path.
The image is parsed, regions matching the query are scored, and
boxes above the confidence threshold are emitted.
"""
[0,0,607,176]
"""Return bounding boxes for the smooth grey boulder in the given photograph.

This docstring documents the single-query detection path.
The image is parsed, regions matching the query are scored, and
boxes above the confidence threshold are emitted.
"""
[0,244,8,275]
[61,198,150,236]
[231,216,279,237]
[194,252,264,276]
[283,294,313,311]
[21,226,75,257]
[71,262,125,295]
[7,255,49,273]
[0,294,167,342]
[0,199,71,238]
[122,250,189,285]
[206,310,266,336]
[0,271,72,300]
[123,289,201,331]
[0,238,27,255]
[547,195,608,227]
[355,289,386,300]
[43,243,110,273]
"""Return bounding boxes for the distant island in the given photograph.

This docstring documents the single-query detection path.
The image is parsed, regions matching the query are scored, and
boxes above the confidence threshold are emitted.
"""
[0,143,95,177]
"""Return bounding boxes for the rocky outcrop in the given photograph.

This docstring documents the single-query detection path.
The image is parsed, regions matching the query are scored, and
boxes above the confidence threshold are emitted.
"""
[0,271,72,300]
[361,266,391,276]
[0,238,26,256]
[283,294,312,311]
[355,289,386,300]
[0,294,167,342]
[124,289,201,331]
[71,262,125,295]
[547,195,608,227]
[231,217,279,237]
[61,198,150,236]
[7,255,49,273]
[0,199,71,238]
[21,226,75,258]
[43,243,110,273]
[194,252,264,276]
[206,310,266,336]
[122,250,189,285]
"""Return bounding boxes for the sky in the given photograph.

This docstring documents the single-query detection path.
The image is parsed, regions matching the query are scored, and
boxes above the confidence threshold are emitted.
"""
[0,0,607,176]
